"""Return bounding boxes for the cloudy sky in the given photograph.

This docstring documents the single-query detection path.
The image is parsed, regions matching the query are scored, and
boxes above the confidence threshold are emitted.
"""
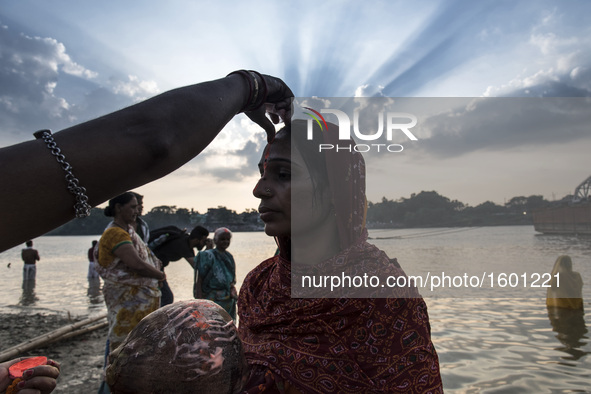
[1,0,590,213]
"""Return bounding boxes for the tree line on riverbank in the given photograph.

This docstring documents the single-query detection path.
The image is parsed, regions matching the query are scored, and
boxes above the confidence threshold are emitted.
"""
[366,191,551,228]
[45,191,554,236]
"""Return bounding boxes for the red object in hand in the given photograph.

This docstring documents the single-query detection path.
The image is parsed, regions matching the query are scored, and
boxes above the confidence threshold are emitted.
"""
[8,356,48,378]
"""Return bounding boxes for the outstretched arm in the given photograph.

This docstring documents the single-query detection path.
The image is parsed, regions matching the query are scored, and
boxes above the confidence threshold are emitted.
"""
[0,72,292,252]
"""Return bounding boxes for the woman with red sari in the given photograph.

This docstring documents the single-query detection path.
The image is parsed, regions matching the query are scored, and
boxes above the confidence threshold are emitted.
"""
[238,120,443,393]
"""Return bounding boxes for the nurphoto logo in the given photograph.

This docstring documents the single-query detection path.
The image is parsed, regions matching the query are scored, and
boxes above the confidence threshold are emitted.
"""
[303,107,328,132]
[303,107,419,153]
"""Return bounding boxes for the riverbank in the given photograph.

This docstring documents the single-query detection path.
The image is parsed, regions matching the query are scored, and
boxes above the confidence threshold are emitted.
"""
[0,312,107,393]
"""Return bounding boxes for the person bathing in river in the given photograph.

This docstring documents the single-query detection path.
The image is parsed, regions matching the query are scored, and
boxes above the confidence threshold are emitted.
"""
[21,240,40,281]
[547,255,584,310]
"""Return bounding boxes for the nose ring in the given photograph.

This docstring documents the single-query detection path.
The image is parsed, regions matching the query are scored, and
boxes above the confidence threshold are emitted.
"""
[265,188,272,196]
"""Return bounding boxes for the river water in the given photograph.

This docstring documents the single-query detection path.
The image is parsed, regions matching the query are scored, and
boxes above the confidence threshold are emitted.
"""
[1,226,589,392]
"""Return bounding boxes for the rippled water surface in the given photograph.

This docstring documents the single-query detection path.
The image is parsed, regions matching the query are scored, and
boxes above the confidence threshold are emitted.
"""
[1,227,589,392]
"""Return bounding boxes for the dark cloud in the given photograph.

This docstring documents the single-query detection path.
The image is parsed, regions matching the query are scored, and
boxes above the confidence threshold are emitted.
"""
[0,23,86,138]
[0,22,156,145]
[503,80,591,98]
[293,96,591,161]
[417,97,591,158]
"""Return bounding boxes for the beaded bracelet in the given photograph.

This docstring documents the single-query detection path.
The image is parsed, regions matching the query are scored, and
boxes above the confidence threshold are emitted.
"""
[227,70,268,112]
[33,129,92,218]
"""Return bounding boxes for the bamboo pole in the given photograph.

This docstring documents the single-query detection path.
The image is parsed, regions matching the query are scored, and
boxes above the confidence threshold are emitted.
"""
[0,312,107,362]
[48,320,108,344]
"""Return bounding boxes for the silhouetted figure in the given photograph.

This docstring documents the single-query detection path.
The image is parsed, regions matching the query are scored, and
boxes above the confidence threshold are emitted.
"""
[546,255,587,360]
[546,255,584,310]
[21,239,40,281]
[88,240,100,279]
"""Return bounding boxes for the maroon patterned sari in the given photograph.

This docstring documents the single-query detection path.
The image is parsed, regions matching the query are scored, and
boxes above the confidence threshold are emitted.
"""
[238,123,442,393]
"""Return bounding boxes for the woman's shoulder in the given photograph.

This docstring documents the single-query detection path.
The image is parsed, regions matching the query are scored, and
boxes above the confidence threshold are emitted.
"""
[100,227,131,247]
[210,249,235,261]
[102,226,128,235]
[196,249,216,265]
[221,250,235,260]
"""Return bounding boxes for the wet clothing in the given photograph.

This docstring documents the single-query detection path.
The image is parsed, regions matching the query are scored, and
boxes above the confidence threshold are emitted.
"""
[88,246,100,279]
[21,246,39,280]
[23,264,36,280]
[546,255,584,310]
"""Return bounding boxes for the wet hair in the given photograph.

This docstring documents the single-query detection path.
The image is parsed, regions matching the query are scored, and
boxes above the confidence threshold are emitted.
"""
[104,192,136,217]
[278,119,331,207]
[266,121,333,260]
[189,226,209,240]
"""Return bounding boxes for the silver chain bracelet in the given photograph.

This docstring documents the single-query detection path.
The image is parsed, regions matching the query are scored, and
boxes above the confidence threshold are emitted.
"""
[34,129,92,218]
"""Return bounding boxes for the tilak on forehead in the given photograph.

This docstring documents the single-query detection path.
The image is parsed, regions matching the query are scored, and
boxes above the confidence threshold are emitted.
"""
[263,141,272,170]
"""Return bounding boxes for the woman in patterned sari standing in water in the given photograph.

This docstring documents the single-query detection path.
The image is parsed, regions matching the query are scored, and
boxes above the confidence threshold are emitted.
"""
[96,192,165,352]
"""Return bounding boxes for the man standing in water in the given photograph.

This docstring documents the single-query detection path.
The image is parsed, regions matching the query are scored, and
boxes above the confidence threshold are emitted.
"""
[21,240,40,280]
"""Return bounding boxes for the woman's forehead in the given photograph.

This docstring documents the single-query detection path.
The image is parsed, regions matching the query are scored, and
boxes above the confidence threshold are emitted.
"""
[266,139,290,158]
[259,136,305,166]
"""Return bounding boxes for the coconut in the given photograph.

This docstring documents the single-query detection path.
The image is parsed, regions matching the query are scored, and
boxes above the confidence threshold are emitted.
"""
[106,299,247,394]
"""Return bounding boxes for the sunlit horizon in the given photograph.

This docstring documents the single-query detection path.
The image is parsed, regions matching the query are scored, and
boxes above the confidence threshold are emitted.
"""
[2,1,590,213]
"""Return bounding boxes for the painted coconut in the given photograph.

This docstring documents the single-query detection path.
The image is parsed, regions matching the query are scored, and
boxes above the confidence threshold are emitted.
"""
[106,299,247,394]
